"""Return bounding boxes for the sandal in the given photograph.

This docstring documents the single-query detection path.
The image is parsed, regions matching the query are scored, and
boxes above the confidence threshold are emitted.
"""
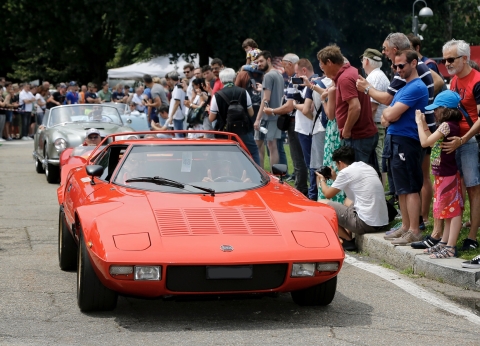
[429,246,457,259]
[423,242,446,254]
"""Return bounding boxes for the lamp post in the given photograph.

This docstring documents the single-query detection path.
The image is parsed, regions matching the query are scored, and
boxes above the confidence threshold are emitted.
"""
[412,0,433,37]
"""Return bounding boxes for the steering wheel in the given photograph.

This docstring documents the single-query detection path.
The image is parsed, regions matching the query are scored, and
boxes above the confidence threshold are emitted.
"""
[213,175,243,182]
[102,115,114,122]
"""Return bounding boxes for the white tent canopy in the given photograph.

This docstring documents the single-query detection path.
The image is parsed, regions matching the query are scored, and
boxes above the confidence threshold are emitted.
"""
[107,54,205,80]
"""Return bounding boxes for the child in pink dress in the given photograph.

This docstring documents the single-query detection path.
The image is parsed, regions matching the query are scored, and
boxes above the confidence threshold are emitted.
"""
[416,90,463,259]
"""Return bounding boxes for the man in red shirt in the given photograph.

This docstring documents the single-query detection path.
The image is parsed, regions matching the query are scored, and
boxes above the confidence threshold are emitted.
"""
[210,58,224,96]
[317,45,378,171]
[441,39,480,255]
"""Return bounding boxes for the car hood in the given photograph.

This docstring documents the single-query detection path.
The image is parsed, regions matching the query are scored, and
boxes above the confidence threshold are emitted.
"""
[86,182,341,263]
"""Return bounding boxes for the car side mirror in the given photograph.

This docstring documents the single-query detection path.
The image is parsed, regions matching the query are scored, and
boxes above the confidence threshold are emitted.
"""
[272,164,287,184]
[85,165,104,185]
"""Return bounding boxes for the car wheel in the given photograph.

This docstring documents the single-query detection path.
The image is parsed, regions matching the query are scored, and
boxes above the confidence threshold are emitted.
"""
[45,153,60,184]
[291,276,337,306]
[58,208,77,271]
[77,228,118,312]
[35,157,45,173]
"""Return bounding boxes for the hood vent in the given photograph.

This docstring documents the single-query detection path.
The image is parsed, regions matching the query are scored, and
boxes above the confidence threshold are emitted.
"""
[154,208,280,236]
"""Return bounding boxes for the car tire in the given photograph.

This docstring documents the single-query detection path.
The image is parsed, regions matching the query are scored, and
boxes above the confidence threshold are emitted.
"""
[77,229,118,312]
[45,153,60,184]
[35,157,45,173]
[290,276,337,306]
[58,208,77,271]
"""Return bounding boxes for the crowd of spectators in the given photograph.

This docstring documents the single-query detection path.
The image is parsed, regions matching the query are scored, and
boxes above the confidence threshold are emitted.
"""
[1,34,480,267]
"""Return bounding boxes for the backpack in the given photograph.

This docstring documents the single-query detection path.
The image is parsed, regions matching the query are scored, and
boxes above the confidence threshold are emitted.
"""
[216,89,250,135]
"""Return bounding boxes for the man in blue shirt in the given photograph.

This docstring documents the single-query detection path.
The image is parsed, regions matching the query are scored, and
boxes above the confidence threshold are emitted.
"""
[66,81,79,105]
[382,50,428,246]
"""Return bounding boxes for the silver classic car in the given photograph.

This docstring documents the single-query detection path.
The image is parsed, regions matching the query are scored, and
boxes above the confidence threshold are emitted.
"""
[33,104,135,183]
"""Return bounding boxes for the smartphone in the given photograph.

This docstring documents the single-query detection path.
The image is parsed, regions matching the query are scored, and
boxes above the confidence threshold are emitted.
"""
[291,77,303,85]
[358,67,366,78]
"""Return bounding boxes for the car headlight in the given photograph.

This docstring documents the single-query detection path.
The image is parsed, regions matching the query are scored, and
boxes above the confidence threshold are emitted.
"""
[291,263,316,277]
[316,262,339,272]
[134,266,161,280]
[109,266,133,275]
[54,138,67,152]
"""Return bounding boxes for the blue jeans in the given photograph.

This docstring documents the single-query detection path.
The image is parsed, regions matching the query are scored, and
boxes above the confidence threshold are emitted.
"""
[173,119,185,138]
[343,133,379,173]
[456,137,480,187]
[21,112,31,138]
[287,121,308,196]
[297,132,317,200]
[239,131,260,165]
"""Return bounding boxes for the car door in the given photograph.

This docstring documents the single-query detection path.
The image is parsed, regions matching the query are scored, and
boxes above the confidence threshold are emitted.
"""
[35,109,50,158]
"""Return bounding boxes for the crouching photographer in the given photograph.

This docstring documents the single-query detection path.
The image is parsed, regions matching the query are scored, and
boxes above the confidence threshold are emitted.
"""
[317,146,388,251]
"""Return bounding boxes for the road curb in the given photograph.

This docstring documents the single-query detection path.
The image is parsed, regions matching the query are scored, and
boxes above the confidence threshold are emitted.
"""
[357,233,480,290]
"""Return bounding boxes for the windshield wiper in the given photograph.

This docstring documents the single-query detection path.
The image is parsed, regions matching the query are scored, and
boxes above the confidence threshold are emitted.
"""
[125,176,215,196]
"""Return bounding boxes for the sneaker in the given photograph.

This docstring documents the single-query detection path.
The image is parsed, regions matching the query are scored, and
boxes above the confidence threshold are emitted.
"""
[461,238,479,251]
[6,137,12,141]
[411,235,440,249]
[385,222,402,236]
[384,227,407,240]
[391,230,423,246]
[462,255,480,269]
[21,136,30,141]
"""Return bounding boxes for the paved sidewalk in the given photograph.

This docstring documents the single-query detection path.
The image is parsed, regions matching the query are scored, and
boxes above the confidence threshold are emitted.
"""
[357,233,480,291]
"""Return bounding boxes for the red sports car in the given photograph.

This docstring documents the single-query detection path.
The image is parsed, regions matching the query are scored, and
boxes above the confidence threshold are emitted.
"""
[57,131,344,312]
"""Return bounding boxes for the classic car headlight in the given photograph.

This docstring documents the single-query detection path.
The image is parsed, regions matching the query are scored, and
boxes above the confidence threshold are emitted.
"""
[316,262,339,272]
[54,138,67,152]
[134,266,161,280]
[291,263,316,277]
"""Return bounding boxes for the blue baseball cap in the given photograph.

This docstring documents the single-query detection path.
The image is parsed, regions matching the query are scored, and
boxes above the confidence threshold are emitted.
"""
[425,90,461,110]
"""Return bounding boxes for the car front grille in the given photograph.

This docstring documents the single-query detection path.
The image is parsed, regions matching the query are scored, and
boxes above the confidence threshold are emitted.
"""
[166,264,288,292]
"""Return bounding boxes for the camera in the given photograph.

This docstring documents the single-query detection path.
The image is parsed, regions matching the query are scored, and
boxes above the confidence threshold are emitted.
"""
[316,166,332,180]
[291,77,303,85]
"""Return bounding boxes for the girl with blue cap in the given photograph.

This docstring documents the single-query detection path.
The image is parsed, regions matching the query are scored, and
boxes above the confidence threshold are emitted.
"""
[415,90,463,259]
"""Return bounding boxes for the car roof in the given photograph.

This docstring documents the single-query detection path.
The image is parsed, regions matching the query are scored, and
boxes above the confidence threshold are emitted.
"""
[87,130,252,160]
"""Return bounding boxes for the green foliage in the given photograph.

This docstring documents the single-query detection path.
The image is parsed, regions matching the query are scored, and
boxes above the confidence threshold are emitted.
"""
[1,0,479,82]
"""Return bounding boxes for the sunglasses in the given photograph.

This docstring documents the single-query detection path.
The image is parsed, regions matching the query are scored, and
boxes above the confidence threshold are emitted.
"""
[88,135,99,139]
[183,70,191,73]
[440,56,463,64]
[381,46,386,51]
[392,63,408,70]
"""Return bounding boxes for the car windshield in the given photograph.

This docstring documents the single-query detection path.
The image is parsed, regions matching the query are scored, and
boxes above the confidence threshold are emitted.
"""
[106,102,127,114]
[114,145,266,193]
[48,105,123,126]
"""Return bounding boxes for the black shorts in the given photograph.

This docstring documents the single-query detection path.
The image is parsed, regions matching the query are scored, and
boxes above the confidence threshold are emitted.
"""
[388,135,423,195]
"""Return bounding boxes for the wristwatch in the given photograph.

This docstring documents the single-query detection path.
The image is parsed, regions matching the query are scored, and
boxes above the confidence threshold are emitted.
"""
[364,86,371,95]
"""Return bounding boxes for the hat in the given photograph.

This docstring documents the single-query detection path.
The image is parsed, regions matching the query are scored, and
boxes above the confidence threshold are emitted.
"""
[59,83,67,89]
[86,128,100,137]
[360,48,383,62]
[425,90,461,110]
[69,81,77,86]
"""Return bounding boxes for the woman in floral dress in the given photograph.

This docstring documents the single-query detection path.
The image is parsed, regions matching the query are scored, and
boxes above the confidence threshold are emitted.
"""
[316,84,345,203]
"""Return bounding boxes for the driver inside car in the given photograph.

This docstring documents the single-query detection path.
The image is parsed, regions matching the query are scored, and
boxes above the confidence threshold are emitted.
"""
[202,160,251,183]
[88,106,111,122]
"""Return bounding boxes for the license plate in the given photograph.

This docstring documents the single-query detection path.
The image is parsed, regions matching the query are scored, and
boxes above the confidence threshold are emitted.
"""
[206,266,253,279]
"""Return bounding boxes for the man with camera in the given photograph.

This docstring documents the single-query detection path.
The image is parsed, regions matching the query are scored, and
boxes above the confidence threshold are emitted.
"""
[317,146,388,251]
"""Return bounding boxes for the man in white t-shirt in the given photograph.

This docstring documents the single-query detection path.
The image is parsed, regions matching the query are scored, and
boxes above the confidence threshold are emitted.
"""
[165,71,186,138]
[19,83,36,140]
[361,48,389,185]
[317,146,388,251]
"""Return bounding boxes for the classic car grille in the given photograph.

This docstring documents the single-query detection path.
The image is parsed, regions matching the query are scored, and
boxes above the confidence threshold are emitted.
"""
[154,208,280,236]
[166,264,288,292]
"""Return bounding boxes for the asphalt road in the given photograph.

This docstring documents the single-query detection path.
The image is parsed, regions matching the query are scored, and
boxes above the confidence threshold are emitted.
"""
[1,141,480,346]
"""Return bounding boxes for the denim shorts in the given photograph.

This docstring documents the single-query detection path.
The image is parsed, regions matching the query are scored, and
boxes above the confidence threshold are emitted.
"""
[456,137,480,187]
